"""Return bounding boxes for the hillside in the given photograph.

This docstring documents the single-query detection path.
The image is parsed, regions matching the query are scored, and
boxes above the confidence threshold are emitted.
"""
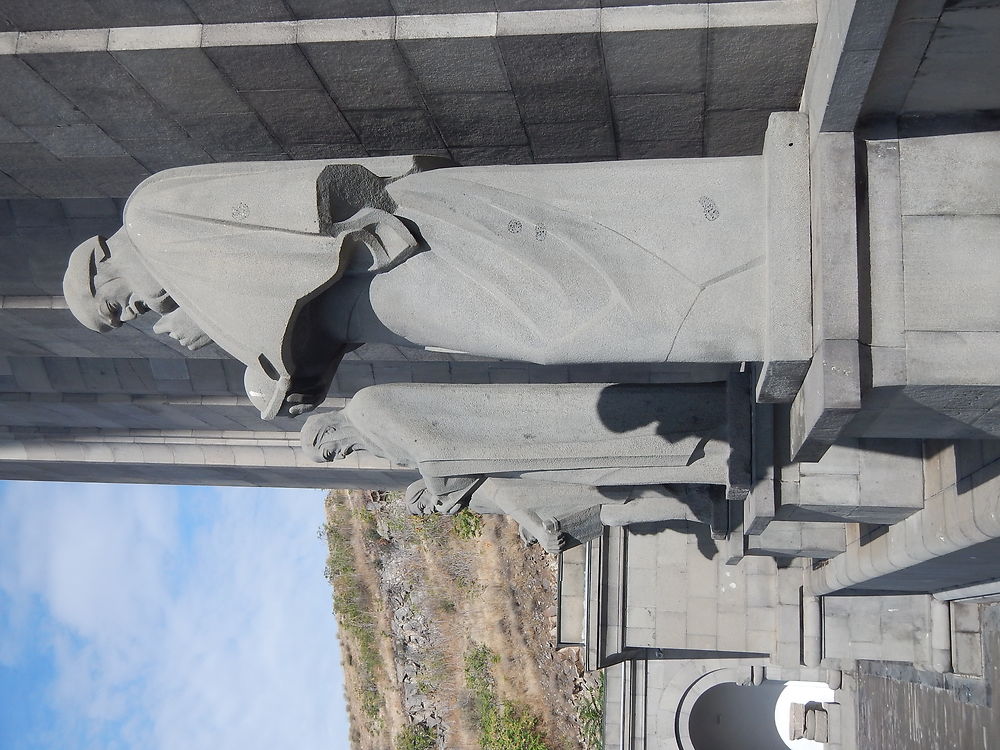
[322,489,604,750]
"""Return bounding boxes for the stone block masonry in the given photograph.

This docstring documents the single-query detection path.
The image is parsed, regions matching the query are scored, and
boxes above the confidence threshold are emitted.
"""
[0,1,816,199]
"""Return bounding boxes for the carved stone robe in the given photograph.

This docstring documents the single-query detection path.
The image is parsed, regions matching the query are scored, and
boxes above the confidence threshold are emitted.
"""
[340,382,731,487]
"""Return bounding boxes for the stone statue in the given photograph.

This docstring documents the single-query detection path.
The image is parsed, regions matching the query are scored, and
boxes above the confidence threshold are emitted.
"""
[300,381,737,549]
[63,154,768,419]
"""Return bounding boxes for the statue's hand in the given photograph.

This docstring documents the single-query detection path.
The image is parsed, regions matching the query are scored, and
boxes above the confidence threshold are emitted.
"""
[153,309,211,350]
[284,391,321,417]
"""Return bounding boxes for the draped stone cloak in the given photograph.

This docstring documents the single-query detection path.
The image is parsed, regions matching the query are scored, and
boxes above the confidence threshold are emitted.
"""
[120,158,425,416]
[343,382,731,487]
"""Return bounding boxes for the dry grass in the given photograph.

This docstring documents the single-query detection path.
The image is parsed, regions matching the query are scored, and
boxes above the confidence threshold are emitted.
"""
[324,489,588,750]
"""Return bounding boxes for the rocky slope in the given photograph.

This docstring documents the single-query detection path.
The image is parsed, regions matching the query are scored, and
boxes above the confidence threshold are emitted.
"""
[322,489,603,750]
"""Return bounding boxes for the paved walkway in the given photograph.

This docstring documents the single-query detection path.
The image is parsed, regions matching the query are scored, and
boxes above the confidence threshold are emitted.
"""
[856,604,1000,750]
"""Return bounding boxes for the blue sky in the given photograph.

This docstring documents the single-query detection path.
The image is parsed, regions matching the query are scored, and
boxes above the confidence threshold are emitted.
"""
[0,481,349,750]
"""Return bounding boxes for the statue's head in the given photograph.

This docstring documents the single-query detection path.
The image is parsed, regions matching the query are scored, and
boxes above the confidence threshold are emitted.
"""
[403,479,433,514]
[63,233,171,332]
[301,411,366,463]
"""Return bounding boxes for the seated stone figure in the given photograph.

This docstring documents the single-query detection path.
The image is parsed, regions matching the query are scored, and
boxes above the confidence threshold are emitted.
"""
[63,153,766,419]
[300,381,735,549]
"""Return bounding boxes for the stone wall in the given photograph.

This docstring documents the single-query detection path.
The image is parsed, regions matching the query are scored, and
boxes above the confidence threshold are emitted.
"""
[0,1,816,202]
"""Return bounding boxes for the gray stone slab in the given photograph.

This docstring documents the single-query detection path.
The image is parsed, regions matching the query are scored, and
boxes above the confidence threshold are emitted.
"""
[290,0,395,17]
[0,0,104,31]
[800,439,861,476]
[19,226,74,292]
[704,108,773,156]
[302,41,423,110]
[707,25,813,111]
[113,48,250,116]
[727,370,753,504]
[112,359,158,393]
[78,357,122,391]
[59,155,149,198]
[515,90,609,125]
[0,358,15,391]
[184,0,292,23]
[406,361,452,383]
[865,140,906,350]
[612,94,703,143]
[899,132,1000,217]
[902,215,1000,333]
[811,132,859,342]
[747,401,776,534]
[791,339,862,462]
[9,356,53,392]
[427,92,528,147]
[410,0,503,10]
[41,356,86,391]
[824,49,881,130]
[0,142,88,197]
[487,366,531,384]
[451,145,533,165]
[904,6,1000,113]
[858,439,925,512]
[24,124,126,158]
[797,470,861,513]
[0,201,13,233]
[603,30,706,95]
[757,112,812,402]
[906,332,1000,389]
[498,33,605,91]
[618,140,703,159]
[0,173,33,199]
[242,89,357,146]
[400,38,511,93]
[332,363,376,395]
[60,197,119,218]
[497,0,596,8]
[87,0,199,27]
[185,358,231,394]
[205,45,326,92]
[285,143,369,160]
[841,0,902,53]
[149,357,190,382]
[343,109,443,151]
[121,138,218,172]
[371,364,415,385]
[22,52,183,142]
[0,117,34,144]
[862,15,939,116]
[9,198,64,227]
[174,112,284,159]
[526,121,615,160]
[0,57,89,127]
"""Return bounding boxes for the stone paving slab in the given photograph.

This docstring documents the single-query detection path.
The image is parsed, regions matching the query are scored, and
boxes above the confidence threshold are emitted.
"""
[855,603,1000,750]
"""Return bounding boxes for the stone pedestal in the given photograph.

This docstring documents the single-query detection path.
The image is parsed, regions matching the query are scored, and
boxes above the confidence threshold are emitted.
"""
[788,129,1000,461]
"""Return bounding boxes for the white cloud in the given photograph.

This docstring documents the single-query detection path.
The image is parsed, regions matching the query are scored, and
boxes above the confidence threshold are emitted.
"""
[0,482,347,750]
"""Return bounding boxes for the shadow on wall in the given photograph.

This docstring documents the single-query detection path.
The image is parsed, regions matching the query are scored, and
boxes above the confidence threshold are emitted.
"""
[688,681,788,750]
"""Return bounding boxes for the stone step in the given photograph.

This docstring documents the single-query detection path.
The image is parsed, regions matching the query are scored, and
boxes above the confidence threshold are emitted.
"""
[751,406,926,532]
[773,561,806,668]
[746,520,846,559]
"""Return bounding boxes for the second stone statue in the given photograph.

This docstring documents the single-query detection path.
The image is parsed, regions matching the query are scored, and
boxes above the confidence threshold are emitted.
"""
[300,380,749,550]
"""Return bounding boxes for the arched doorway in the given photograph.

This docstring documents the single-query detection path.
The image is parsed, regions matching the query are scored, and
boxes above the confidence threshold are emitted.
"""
[688,680,788,750]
